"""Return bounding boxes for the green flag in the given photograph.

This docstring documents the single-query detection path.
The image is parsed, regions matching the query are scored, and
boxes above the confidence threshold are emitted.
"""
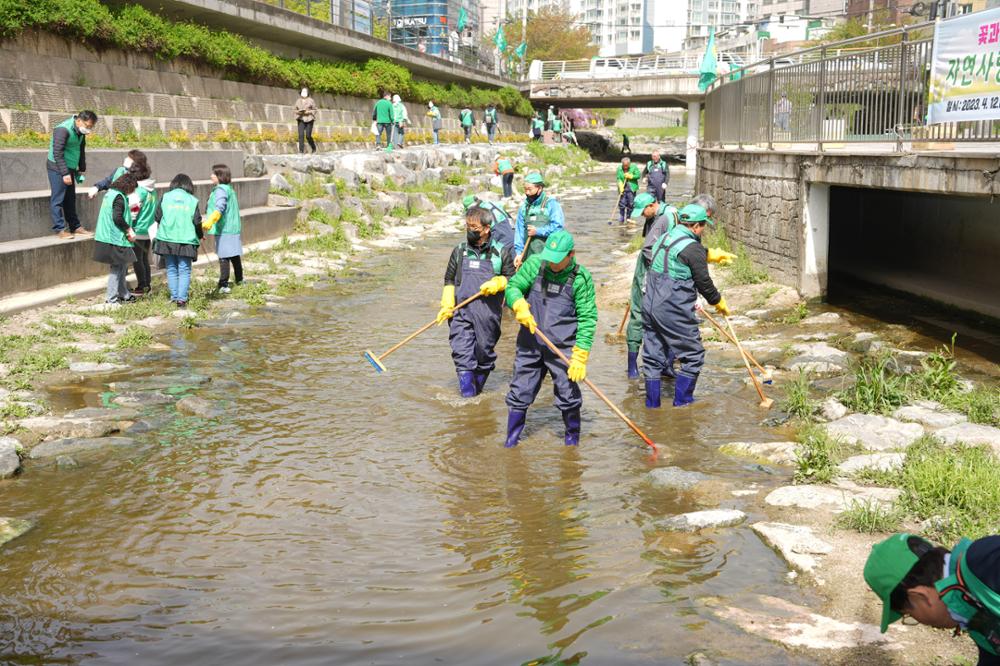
[515,41,527,59]
[698,28,718,92]
[494,24,507,52]
[457,7,467,31]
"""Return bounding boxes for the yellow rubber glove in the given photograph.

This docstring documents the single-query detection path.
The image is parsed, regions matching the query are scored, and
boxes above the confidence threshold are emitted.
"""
[436,284,456,325]
[714,297,731,316]
[202,210,221,231]
[511,298,536,334]
[707,248,738,265]
[617,181,625,195]
[479,275,508,296]
[567,346,589,383]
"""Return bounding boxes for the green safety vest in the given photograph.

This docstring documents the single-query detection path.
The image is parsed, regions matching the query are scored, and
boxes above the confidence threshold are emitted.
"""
[94,189,132,248]
[156,188,201,245]
[206,184,241,236]
[650,224,698,279]
[938,539,1000,656]
[532,118,544,130]
[485,108,497,124]
[460,109,473,126]
[497,158,513,173]
[520,192,551,229]
[647,159,667,172]
[110,166,127,182]
[133,188,157,234]
[553,119,562,131]
[47,116,84,171]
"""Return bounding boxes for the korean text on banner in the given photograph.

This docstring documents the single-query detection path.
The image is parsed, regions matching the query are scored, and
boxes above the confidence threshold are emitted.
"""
[929,7,1000,124]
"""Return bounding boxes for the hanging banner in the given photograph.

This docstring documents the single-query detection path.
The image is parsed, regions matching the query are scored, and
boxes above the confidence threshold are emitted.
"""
[928,7,1000,124]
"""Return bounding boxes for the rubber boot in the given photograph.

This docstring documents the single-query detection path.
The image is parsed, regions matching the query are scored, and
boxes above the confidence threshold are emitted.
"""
[504,409,527,448]
[645,379,661,408]
[562,408,581,446]
[627,351,640,379]
[661,350,676,380]
[673,373,698,407]
[458,371,477,398]
[473,370,490,395]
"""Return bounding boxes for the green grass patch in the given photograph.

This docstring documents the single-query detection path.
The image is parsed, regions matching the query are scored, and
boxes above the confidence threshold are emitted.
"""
[275,275,308,296]
[793,423,843,484]
[289,177,327,201]
[835,499,903,534]
[232,281,270,307]
[355,217,384,240]
[728,243,769,285]
[945,387,1000,426]
[116,326,153,350]
[781,370,817,420]
[625,232,643,254]
[780,302,809,325]
[750,284,780,310]
[838,351,908,415]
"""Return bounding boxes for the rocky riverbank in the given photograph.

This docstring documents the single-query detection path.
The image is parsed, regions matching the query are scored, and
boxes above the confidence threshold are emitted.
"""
[599,226,1000,664]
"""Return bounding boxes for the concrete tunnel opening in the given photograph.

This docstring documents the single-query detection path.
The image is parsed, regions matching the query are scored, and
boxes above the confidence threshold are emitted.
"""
[823,185,1000,347]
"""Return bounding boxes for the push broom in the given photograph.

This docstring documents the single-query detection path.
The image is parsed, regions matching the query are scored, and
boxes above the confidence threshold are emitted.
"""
[725,315,774,410]
[699,307,773,384]
[362,293,482,373]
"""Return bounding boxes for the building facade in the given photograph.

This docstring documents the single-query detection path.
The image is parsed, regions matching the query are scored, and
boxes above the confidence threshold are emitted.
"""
[372,0,484,63]
[685,0,759,42]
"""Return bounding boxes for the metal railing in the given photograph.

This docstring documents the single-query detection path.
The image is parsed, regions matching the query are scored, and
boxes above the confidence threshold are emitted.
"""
[704,21,1000,147]
[533,54,710,81]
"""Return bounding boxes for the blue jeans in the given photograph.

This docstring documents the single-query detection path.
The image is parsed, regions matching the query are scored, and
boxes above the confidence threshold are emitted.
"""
[48,168,80,232]
[106,263,130,303]
[164,255,193,302]
[432,128,440,145]
[487,124,497,142]
[375,122,391,148]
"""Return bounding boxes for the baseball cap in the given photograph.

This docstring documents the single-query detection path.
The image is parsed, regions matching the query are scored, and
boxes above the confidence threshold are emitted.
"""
[539,230,574,263]
[864,533,921,632]
[631,193,656,217]
[678,203,713,226]
[524,172,545,186]
[462,194,478,211]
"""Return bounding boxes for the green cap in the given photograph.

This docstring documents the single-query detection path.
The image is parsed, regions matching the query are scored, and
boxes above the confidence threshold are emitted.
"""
[539,230,574,263]
[678,203,713,226]
[864,533,920,632]
[631,193,656,217]
[462,194,478,210]
[524,172,545,186]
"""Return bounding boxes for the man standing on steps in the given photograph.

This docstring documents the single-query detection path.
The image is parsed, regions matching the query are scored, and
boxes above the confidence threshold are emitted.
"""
[391,94,409,148]
[48,110,98,239]
[642,204,730,408]
[460,105,475,144]
[372,91,393,150]
[494,153,515,199]
[513,172,565,269]
[616,156,641,225]
[463,195,514,248]
[504,230,597,448]
[427,101,442,145]
[484,103,499,144]
[643,150,669,203]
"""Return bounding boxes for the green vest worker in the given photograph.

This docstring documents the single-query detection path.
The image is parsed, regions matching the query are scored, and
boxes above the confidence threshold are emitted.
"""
[615,157,642,224]
[514,172,565,267]
[643,151,669,203]
[865,533,1000,664]
[484,104,499,144]
[47,111,98,237]
[460,107,474,144]
[531,115,544,140]
[504,230,597,448]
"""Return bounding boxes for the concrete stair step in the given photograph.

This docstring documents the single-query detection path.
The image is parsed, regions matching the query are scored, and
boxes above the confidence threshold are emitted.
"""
[0,177,270,243]
[0,205,298,298]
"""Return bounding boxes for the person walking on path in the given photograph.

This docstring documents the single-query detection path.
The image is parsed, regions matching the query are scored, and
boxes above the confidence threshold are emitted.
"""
[774,92,792,132]
[643,150,669,203]
[392,94,409,148]
[642,204,729,408]
[552,114,563,143]
[460,106,475,144]
[503,230,597,448]
[513,172,565,269]
[373,91,394,150]
[426,101,442,145]
[295,87,318,154]
[48,110,98,239]
[531,113,544,141]
[202,164,244,293]
[546,106,556,131]
[621,133,631,155]
[435,205,516,397]
[153,174,203,308]
[92,171,138,304]
[463,195,514,248]
[494,154,515,198]
[484,103,499,144]
[616,157,641,224]
[864,532,1000,666]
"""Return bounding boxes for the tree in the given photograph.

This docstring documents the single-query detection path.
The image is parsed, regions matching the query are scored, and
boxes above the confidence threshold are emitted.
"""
[372,16,389,41]
[490,7,599,63]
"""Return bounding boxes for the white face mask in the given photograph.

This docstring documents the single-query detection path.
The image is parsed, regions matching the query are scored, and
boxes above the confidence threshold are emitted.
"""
[123,157,134,169]
[78,126,92,135]
[301,89,308,98]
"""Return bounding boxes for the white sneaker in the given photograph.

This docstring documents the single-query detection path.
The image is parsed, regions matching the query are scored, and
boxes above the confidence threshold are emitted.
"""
[219,286,231,294]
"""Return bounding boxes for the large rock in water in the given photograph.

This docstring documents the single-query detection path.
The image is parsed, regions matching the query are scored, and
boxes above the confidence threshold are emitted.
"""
[751,522,833,573]
[0,436,20,478]
[646,466,709,490]
[17,415,125,440]
[824,414,924,450]
[29,436,140,459]
[651,509,746,532]
[0,517,33,548]
[719,441,798,465]
[176,396,225,419]
[782,342,850,374]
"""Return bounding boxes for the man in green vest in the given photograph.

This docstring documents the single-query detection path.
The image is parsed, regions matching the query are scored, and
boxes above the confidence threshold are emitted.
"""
[47,111,98,238]
[552,114,563,143]
[546,106,556,131]
[372,91,394,150]
[865,533,1000,664]
[643,150,669,203]
[494,154,515,198]
[513,172,565,268]
[484,103,499,144]
[460,106,475,144]
[615,157,641,225]
[531,113,544,141]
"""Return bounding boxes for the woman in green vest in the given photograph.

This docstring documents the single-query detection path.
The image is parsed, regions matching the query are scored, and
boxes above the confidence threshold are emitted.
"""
[460,106,474,144]
[484,103,499,144]
[92,172,138,304]
[202,164,243,293]
[153,174,203,307]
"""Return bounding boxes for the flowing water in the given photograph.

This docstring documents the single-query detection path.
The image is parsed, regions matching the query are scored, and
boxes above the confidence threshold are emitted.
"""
[2,174,827,665]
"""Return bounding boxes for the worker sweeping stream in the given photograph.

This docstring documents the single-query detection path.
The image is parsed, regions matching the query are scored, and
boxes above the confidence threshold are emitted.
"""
[615,157,641,225]
[463,194,514,249]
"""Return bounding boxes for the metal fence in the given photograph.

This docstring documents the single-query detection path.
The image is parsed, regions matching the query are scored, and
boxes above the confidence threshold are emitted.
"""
[533,54,707,81]
[704,22,1000,148]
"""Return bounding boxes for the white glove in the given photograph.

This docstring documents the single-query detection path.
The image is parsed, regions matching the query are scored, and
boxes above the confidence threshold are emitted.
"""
[661,183,667,190]
[87,186,99,199]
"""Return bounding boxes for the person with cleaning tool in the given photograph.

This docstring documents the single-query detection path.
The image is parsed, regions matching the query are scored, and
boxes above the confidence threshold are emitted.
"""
[643,150,669,203]
[864,532,1000,665]
[504,230,597,447]
[513,172,565,269]
[642,203,730,408]
[459,106,475,144]
[463,195,514,248]
[615,157,641,225]
[436,206,516,397]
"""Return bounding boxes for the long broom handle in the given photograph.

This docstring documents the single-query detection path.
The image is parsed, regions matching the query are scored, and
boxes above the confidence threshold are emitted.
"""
[379,293,482,360]
[699,307,770,377]
[616,302,630,336]
[726,315,769,406]
[533,328,659,456]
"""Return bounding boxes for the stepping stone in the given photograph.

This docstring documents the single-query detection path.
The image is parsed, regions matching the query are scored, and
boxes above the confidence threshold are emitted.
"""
[17,415,124,440]
[892,401,967,429]
[646,466,709,490]
[935,422,1000,454]
[782,342,850,374]
[800,312,842,325]
[764,484,855,511]
[838,453,905,475]
[0,437,20,478]
[652,509,746,532]
[719,441,798,466]
[29,436,140,459]
[112,391,176,407]
[69,362,127,373]
[751,522,833,573]
[825,414,925,451]
[63,407,140,421]
[818,397,848,422]
[0,517,33,549]
[176,396,225,419]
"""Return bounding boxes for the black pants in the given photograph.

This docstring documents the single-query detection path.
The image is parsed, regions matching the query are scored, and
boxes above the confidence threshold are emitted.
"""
[298,120,316,153]
[502,173,514,197]
[132,238,152,290]
[218,256,243,288]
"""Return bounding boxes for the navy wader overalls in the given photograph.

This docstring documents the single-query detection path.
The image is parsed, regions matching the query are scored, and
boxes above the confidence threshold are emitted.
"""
[450,240,506,396]
[505,262,582,447]
[646,160,668,203]
[626,207,678,379]
[480,201,514,248]
[642,226,704,407]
